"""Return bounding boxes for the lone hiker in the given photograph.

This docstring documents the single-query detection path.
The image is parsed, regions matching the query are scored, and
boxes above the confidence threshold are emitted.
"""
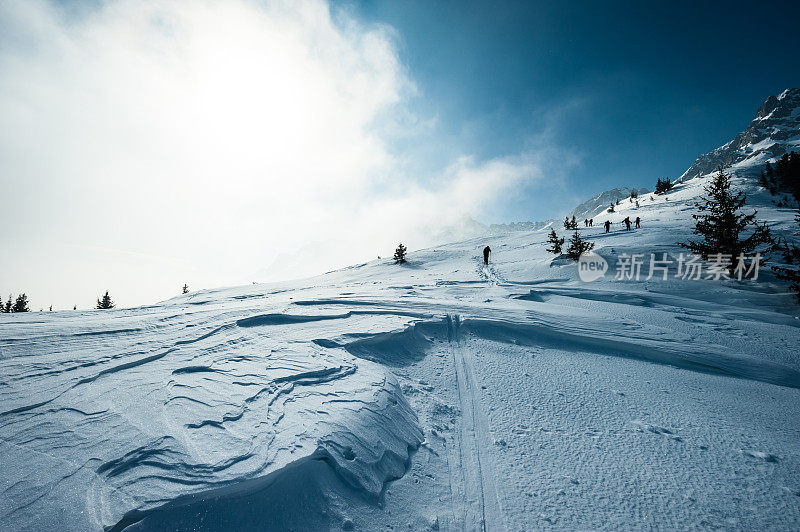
[604,220,612,233]
[623,216,632,231]
[483,245,491,265]
[635,216,641,229]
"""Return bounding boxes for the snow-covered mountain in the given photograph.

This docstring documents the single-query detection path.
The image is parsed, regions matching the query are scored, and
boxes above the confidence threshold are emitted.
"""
[568,186,650,220]
[679,88,800,182]
[567,88,799,224]
[2,91,800,531]
[486,219,555,234]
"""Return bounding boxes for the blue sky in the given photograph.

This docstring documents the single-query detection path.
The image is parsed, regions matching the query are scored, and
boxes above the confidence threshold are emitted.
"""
[347,0,800,221]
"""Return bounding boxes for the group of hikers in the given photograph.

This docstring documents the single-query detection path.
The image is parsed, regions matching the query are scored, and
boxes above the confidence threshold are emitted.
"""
[578,216,641,231]
[482,214,642,264]
[579,216,642,233]
[601,215,641,233]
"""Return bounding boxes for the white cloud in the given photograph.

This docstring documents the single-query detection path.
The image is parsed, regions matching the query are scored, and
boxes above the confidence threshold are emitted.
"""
[0,0,559,308]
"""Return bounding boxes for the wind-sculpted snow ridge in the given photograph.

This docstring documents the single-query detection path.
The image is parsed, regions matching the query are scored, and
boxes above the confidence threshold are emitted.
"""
[0,306,423,531]
[319,312,800,389]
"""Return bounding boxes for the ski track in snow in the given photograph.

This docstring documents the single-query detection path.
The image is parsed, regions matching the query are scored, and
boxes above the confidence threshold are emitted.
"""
[446,313,504,530]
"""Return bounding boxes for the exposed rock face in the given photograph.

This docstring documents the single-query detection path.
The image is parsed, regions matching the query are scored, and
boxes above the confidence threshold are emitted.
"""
[678,88,800,182]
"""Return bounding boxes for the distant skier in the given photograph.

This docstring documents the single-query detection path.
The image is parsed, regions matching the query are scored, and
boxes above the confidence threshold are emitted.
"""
[589,218,593,227]
[584,219,588,227]
[604,220,612,233]
[483,245,491,265]
[635,216,641,229]
[623,216,631,231]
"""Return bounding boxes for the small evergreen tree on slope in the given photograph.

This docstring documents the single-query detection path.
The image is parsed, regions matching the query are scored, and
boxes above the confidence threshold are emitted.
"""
[680,168,772,273]
[772,210,800,299]
[655,177,674,194]
[546,229,565,255]
[566,230,594,261]
[393,243,407,264]
[12,294,30,312]
[96,291,115,309]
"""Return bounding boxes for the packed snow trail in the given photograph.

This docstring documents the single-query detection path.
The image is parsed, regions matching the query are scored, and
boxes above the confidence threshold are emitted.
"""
[446,314,504,530]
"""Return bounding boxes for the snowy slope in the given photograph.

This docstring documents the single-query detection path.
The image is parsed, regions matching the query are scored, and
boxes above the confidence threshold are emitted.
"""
[2,190,800,530]
[569,187,650,220]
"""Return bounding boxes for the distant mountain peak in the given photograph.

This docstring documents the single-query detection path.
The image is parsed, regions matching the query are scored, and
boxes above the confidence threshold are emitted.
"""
[678,88,800,182]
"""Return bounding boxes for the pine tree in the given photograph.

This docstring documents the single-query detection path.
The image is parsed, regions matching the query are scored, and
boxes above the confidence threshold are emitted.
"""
[393,243,407,264]
[655,177,674,194]
[760,162,777,194]
[565,230,594,261]
[4,295,12,313]
[680,168,772,272]
[182,284,189,294]
[12,293,30,313]
[96,291,115,309]
[772,210,800,299]
[771,152,800,202]
[546,229,565,255]
[564,216,571,230]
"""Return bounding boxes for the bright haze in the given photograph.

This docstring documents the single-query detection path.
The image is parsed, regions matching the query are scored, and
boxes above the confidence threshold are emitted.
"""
[1,0,797,309]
